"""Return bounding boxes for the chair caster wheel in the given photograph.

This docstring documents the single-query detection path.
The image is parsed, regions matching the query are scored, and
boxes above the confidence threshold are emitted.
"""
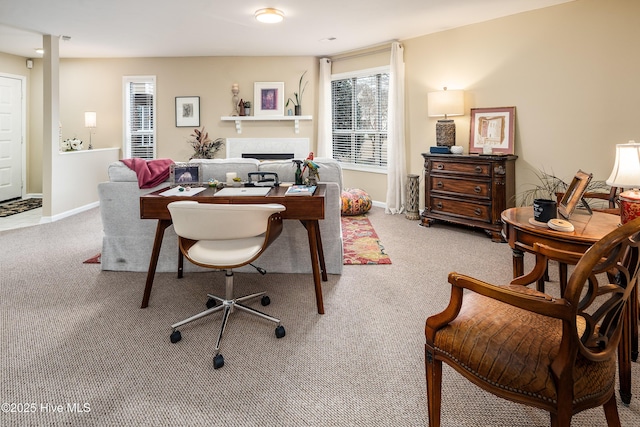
[275,325,286,338]
[206,298,218,309]
[170,330,182,343]
[261,295,270,306]
[213,354,224,369]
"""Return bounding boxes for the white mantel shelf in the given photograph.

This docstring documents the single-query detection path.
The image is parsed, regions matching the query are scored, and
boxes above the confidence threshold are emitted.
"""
[220,115,312,134]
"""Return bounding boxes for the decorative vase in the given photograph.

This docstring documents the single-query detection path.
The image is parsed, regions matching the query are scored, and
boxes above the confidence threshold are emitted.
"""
[405,174,420,220]
[294,105,301,116]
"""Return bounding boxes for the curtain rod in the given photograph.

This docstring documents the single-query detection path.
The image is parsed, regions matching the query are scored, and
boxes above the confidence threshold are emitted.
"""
[329,42,397,62]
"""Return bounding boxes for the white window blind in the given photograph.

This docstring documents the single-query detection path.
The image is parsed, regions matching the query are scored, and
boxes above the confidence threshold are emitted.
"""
[123,76,156,159]
[331,68,389,170]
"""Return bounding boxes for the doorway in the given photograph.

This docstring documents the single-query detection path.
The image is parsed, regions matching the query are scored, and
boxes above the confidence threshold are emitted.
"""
[0,74,25,203]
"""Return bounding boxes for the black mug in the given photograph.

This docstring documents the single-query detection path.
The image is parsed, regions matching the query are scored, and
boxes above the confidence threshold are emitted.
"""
[533,199,557,223]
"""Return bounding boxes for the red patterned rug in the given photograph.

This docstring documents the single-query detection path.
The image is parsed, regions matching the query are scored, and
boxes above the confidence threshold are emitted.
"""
[83,253,101,264]
[341,215,391,265]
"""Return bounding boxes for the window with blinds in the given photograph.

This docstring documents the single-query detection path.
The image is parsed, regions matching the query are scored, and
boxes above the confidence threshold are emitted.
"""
[331,67,389,170]
[123,76,156,159]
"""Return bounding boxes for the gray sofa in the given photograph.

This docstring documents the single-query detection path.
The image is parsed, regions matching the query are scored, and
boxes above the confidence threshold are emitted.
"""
[97,158,344,275]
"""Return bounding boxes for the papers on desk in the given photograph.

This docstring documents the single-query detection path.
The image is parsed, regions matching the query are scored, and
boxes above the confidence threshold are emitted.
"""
[159,186,207,197]
[213,187,272,197]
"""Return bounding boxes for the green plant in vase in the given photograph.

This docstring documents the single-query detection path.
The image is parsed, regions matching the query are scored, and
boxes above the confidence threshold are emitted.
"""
[286,70,308,116]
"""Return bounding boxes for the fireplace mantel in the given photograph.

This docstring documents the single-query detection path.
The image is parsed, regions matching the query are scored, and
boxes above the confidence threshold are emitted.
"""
[220,115,312,134]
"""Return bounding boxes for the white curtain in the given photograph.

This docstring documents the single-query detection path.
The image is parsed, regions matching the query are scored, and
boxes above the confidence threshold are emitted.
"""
[385,42,406,214]
[316,58,332,158]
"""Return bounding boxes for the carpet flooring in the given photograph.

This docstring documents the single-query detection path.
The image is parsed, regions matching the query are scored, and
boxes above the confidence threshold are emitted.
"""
[3,207,638,426]
[0,198,42,217]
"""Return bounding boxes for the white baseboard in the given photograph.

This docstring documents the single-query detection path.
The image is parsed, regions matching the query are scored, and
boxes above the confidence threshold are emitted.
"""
[40,201,100,224]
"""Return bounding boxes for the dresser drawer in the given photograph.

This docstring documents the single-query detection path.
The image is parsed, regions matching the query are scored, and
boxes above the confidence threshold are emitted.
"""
[430,160,491,177]
[430,176,490,199]
[429,197,491,223]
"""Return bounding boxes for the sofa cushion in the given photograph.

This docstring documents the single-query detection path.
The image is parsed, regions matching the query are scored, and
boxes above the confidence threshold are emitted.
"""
[341,188,372,215]
[189,158,260,182]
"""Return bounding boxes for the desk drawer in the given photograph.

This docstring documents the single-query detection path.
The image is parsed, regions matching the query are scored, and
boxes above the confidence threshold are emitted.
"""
[430,176,490,198]
[429,197,490,223]
[430,160,491,177]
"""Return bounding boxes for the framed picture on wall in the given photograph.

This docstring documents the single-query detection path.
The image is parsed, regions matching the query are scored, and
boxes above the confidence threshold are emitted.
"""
[469,107,516,155]
[253,82,284,116]
[175,96,200,127]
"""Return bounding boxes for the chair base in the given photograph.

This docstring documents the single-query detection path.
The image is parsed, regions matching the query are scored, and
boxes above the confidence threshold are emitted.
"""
[170,270,285,369]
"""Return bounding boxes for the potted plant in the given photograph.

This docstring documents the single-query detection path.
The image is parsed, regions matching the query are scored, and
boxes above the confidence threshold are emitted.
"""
[286,70,308,116]
[188,127,224,160]
[243,101,251,116]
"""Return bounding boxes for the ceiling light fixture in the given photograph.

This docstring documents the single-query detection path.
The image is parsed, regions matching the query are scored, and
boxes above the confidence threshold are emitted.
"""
[35,48,44,54]
[255,8,284,24]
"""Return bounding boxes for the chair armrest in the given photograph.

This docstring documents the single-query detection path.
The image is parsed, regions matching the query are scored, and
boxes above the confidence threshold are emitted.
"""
[426,272,573,342]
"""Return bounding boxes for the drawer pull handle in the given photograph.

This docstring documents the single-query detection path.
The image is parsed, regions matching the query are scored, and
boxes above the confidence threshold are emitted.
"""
[474,186,481,193]
[475,166,483,173]
[436,202,443,209]
[436,181,444,188]
[436,164,444,170]
[474,208,483,216]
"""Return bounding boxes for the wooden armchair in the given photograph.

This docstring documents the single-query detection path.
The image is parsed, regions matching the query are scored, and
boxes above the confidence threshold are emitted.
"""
[425,217,640,427]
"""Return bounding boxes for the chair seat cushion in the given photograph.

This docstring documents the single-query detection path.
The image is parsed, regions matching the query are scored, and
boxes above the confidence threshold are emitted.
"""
[433,292,616,405]
[188,236,265,266]
[341,188,372,216]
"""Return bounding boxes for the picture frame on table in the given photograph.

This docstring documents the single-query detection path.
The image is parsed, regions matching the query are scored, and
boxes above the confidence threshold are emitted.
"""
[558,170,593,219]
[253,82,284,116]
[175,96,200,127]
[170,163,202,187]
[469,107,516,155]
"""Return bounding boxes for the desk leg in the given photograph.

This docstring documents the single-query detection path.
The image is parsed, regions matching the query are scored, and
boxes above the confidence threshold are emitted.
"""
[141,219,172,309]
[314,223,328,282]
[619,302,632,405]
[303,220,325,314]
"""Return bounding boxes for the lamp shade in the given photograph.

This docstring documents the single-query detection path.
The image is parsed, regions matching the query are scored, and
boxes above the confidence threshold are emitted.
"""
[427,89,464,118]
[606,141,640,188]
[84,111,97,128]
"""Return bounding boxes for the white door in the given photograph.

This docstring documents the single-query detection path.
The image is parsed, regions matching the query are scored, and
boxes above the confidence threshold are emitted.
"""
[0,76,23,202]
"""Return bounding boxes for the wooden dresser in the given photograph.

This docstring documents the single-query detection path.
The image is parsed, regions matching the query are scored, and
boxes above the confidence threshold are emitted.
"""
[421,153,518,242]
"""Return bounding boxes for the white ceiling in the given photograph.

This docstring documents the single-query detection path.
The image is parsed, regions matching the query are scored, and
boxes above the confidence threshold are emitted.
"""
[0,0,572,59]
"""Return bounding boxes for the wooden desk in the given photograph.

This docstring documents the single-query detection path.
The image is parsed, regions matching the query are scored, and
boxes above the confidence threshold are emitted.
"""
[139,185,328,314]
[501,207,637,405]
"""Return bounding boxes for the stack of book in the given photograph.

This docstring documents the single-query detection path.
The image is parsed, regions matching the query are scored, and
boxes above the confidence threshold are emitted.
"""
[284,185,317,196]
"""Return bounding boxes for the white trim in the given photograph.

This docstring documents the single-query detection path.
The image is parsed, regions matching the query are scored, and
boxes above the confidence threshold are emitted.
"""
[39,201,100,224]
[0,72,27,199]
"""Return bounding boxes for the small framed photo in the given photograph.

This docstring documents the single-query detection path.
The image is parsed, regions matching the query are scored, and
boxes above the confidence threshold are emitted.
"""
[175,96,200,127]
[469,107,516,155]
[558,170,593,219]
[254,82,284,116]
[170,163,202,187]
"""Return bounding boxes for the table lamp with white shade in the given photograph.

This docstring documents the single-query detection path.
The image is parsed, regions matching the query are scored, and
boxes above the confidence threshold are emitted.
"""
[427,87,464,147]
[606,140,640,224]
[85,111,96,150]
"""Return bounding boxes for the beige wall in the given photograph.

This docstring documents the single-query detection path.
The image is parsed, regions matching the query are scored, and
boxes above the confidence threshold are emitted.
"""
[3,0,639,206]
[405,0,640,207]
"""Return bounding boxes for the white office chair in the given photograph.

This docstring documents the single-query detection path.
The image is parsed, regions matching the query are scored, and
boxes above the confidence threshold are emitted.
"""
[167,201,287,369]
